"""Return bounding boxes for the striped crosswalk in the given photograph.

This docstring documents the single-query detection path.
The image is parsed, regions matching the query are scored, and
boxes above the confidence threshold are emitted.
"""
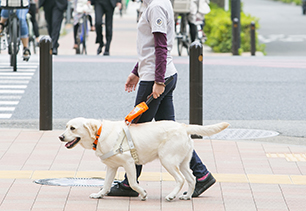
[0,63,37,119]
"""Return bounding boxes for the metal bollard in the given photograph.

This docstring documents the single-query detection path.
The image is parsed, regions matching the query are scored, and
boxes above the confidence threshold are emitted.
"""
[39,36,53,130]
[189,40,203,139]
[232,18,239,55]
[250,21,256,56]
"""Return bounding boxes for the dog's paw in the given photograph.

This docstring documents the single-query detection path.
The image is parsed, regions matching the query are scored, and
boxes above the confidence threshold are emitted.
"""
[179,194,191,200]
[89,193,103,199]
[140,190,147,201]
[165,195,176,202]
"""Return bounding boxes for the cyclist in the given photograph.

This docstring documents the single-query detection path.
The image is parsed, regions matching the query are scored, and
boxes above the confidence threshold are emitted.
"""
[72,0,93,50]
[0,0,31,61]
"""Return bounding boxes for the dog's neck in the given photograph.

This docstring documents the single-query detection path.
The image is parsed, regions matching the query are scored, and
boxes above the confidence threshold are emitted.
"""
[92,125,102,150]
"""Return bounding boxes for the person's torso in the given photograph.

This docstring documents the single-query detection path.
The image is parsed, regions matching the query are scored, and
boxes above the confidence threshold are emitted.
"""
[137,0,177,81]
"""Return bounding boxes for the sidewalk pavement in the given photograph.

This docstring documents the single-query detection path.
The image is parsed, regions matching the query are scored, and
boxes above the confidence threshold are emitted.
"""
[1,128,306,211]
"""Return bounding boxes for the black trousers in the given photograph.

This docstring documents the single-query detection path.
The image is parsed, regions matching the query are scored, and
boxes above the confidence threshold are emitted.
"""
[29,3,39,38]
[94,0,115,51]
[43,2,65,49]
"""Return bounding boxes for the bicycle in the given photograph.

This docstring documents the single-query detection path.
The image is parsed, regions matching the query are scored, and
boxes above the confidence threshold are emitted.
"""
[75,13,88,55]
[0,1,29,71]
[175,13,190,56]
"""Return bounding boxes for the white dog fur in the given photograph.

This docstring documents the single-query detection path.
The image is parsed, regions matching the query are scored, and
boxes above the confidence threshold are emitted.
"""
[59,117,229,201]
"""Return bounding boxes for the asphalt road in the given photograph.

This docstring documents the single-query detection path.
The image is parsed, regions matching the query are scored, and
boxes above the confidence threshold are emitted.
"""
[242,0,306,56]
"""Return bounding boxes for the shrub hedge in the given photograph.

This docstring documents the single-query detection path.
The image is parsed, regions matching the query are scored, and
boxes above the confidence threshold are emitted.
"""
[204,3,265,54]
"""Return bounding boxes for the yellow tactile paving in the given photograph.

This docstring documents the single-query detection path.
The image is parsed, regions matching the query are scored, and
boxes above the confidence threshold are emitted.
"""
[0,170,32,179]
[247,174,292,184]
[266,153,306,161]
[1,171,306,185]
[31,171,76,179]
[289,175,306,185]
[213,174,249,183]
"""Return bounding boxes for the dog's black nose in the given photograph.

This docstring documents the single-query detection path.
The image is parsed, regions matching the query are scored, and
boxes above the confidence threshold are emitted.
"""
[59,135,65,142]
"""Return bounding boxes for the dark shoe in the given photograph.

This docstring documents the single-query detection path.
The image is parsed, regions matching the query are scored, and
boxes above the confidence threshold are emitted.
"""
[97,44,104,55]
[107,181,139,197]
[23,48,31,61]
[184,172,216,197]
[103,51,109,56]
[52,48,58,55]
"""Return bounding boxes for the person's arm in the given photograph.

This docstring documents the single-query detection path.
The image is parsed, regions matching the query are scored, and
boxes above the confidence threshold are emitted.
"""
[153,32,167,83]
[152,32,167,98]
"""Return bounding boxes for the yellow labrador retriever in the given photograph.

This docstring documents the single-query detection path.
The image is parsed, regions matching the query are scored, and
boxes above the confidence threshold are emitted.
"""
[59,117,229,201]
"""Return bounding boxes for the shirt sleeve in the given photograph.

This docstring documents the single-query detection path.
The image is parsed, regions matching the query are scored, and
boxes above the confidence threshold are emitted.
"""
[131,62,139,77]
[153,32,167,83]
[147,5,168,34]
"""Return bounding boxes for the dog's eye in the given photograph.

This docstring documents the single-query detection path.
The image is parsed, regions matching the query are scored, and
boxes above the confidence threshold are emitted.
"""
[70,126,75,131]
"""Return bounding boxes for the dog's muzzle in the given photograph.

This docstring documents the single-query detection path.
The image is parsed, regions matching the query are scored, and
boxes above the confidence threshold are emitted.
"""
[59,135,81,149]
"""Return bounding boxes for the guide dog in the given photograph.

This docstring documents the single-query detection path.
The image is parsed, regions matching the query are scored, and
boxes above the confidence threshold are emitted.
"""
[59,117,229,201]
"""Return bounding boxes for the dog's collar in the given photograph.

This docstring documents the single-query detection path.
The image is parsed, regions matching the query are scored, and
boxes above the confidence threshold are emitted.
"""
[93,125,102,150]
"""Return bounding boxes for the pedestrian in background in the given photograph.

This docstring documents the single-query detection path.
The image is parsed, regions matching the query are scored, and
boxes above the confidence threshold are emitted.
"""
[29,0,40,44]
[39,0,68,55]
[91,0,121,56]
[107,0,216,198]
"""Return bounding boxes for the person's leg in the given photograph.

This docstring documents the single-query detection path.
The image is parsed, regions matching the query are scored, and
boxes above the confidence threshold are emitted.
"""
[50,6,64,53]
[29,3,40,42]
[43,7,53,37]
[17,8,31,61]
[103,5,114,55]
[0,10,9,33]
[94,2,104,54]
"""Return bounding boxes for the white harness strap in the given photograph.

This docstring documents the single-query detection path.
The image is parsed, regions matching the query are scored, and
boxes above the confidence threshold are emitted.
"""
[98,125,139,164]
[123,125,139,164]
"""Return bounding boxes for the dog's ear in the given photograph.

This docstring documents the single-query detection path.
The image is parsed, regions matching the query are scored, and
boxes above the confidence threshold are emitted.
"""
[83,121,98,140]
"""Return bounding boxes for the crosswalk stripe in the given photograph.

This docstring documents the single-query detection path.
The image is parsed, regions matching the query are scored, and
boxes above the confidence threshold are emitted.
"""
[0,73,34,76]
[0,64,37,119]
[0,96,21,99]
[0,114,12,118]
[0,101,18,105]
[0,80,29,84]
[0,90,24,94]
[0,107,15,111]
[0,85,27,89]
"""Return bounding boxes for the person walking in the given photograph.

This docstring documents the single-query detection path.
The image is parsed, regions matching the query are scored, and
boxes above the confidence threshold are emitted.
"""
[107,0,216,198]
[91,0,121,56]
[38,0,68,55]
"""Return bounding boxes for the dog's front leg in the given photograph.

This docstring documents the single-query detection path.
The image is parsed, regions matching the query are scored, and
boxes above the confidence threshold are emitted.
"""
[90,166,118,199]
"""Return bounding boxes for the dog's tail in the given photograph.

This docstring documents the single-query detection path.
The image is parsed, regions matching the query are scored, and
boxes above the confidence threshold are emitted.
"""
[185,122,230,137]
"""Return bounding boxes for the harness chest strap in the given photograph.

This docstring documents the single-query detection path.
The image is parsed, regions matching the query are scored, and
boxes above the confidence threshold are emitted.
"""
[123,125,139,164]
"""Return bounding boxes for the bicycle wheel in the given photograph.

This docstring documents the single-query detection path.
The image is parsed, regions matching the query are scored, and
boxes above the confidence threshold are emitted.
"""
[76,23,81,54]
[10,17,18,72]
[177,37,183,56]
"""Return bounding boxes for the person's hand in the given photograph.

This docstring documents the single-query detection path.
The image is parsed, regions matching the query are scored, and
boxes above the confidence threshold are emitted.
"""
[152,83,165,99]
[125,73,139,92]
[116,2,122,10]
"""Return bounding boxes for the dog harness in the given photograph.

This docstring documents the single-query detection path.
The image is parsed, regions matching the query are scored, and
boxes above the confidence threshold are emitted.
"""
[93,124,140,164]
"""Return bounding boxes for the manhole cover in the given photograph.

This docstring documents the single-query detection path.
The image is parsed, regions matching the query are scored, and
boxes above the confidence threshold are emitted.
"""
[34,178,118,187]
[203,129,279,140]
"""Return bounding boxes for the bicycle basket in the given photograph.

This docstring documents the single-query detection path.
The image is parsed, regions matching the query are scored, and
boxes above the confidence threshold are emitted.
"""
[1,0,29,9]
[173,0,191,13]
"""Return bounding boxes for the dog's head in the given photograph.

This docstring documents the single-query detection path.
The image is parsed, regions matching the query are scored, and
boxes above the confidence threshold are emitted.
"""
[59,117,101,150]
